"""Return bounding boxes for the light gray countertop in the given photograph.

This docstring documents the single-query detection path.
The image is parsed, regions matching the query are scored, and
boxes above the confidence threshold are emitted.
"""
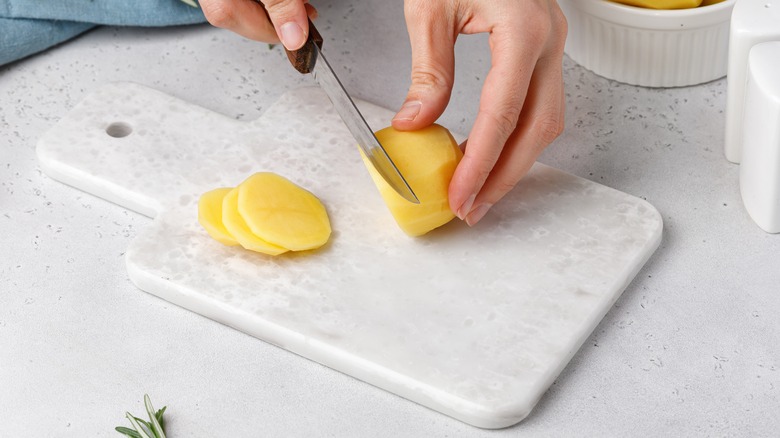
[2,1,778,436]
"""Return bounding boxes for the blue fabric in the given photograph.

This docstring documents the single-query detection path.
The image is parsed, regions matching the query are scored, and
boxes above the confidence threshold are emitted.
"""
[0,0,207,66]
[0,18,95,65]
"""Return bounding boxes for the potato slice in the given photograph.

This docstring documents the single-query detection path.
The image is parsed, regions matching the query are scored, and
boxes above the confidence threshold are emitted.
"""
[363,124,463,237]
[222,187,289,256]
[197,187,239,246]
[237,173,331,251]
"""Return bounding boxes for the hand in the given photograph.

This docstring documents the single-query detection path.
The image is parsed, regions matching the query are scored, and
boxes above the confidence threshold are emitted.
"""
[199,0,318,50]
[392,0,567,226]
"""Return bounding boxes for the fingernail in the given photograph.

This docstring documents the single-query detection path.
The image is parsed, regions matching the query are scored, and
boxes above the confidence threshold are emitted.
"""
[280,22,306,50]
[456,194,476,221]
[392,100,422,122]
[465,203,492,227]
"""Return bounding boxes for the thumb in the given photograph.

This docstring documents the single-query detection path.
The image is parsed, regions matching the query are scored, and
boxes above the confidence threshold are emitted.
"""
[392,0,455,131]
[261,0,312,50]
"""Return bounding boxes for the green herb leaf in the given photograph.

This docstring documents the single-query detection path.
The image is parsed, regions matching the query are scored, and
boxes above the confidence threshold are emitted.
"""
[155,406,167,431]
[116,396,168,438]
[126,413,154,438]
[179,0,199,7]
[115,427,143,438]
[156,408,166,429]
[132,416,152,432]
[145,394,167,438]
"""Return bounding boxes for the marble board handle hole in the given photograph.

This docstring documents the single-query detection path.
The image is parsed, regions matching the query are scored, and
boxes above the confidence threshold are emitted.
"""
[105,121,133,138]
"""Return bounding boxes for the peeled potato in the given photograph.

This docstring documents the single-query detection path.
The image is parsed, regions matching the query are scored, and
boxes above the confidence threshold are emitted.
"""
[237,172,331,251]
[197,187,239,246]
[363,124,463,237]
[221,187,289,256]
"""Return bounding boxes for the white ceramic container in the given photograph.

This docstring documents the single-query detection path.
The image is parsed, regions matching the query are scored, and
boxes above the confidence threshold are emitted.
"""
[723,0,780,164]
[559,0,736,87]
[739,42,780,233]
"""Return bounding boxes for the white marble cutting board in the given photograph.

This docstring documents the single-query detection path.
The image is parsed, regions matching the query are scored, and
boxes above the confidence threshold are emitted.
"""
[36,82,662,429]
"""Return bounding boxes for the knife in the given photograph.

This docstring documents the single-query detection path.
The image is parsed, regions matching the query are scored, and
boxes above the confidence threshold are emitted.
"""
[284,20,420,204]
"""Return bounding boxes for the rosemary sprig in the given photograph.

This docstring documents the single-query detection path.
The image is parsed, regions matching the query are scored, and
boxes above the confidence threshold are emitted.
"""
[115,394,168,438]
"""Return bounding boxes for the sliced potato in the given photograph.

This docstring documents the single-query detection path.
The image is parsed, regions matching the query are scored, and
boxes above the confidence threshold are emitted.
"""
[222,187,289,256]
[237,172,331,251]
[197,187,239,246]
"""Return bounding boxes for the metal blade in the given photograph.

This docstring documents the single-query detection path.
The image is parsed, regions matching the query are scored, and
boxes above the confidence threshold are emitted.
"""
[311,45,419,204]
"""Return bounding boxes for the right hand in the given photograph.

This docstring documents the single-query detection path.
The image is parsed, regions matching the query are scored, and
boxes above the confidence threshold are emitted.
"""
[199,0,317,50]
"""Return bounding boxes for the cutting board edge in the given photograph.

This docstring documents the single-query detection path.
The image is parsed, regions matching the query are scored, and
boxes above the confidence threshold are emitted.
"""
[36,144,160,218]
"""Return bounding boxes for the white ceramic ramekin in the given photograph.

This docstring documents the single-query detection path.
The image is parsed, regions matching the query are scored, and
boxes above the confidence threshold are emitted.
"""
[558,0,736,87]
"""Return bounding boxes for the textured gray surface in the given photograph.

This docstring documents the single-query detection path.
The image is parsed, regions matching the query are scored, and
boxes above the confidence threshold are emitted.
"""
[1,0,779,436]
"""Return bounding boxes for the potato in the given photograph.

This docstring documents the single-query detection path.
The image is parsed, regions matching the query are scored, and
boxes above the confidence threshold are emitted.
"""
[237,172,331,251]
[610,0,723,9]
[197,187,239,246]
[363,124,463,237]
[221,187,289,255]
[198,173,330,255]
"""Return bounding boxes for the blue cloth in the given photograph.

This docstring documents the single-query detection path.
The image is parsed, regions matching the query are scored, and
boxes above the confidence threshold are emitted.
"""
[0,0,207,66]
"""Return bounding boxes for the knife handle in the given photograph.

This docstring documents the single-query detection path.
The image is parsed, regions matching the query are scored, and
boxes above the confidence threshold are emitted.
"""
[284,19,323,74]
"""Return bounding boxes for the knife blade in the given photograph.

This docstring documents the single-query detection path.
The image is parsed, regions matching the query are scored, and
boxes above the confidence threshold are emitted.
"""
[285,21,420,204]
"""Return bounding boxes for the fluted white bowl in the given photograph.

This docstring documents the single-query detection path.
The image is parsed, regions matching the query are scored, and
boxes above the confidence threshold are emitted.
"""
[558,0,736,87]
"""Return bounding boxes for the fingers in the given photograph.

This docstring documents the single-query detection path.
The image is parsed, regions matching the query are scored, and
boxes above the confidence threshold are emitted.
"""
[200,0,317,49]
[392,0,456,131]
[201,0,277,42]
[448,17,548,220]
[462,55,565,226]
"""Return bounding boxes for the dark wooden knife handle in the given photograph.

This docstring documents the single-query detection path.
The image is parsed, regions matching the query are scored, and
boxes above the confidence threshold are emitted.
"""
[285,19,323,74]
